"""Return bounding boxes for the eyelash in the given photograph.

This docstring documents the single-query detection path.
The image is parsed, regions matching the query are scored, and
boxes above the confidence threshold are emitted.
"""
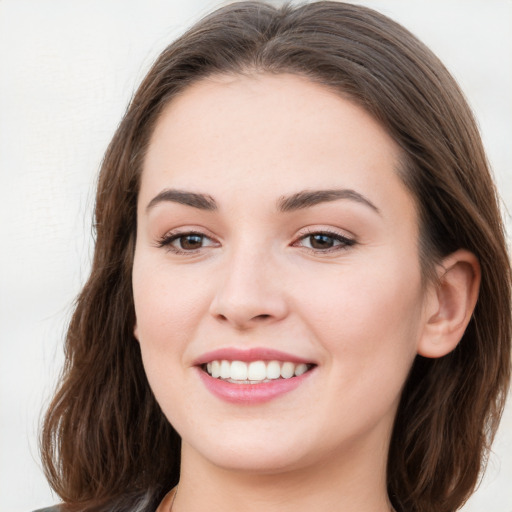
[156,229,356,255]
[293,229,356,253]
[156,230,218,254]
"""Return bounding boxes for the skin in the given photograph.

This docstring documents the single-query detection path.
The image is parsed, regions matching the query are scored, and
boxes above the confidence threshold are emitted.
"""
[132,73,479,512]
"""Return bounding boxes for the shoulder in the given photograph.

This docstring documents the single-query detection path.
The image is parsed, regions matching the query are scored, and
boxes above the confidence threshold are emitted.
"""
[33,507,61,512]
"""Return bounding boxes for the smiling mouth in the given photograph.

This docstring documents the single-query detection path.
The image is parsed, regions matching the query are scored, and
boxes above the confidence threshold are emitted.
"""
[202,360,315,384]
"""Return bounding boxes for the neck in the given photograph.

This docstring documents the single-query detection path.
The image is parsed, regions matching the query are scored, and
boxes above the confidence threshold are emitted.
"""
[173,438,393,512]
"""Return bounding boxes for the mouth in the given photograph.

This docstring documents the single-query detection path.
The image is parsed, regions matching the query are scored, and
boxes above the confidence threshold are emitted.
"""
[201,359,315,384]
[195,348,317,403]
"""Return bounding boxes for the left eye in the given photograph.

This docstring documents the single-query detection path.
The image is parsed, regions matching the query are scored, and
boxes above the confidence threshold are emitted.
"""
[296,232,355,251]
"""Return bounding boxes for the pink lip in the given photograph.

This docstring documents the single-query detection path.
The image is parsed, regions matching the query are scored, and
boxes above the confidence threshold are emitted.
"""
[197,366,315,404]
[193,347,313,366]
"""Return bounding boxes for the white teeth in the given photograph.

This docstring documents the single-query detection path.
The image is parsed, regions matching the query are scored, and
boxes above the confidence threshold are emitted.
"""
[220,360,231,379]
[248,361,267,380]
[266,360,281,379]
[211,360,220,378]
[295,363,308,376]
[230,360,248,380]
[280,362,295,379]
[204,359,312,382]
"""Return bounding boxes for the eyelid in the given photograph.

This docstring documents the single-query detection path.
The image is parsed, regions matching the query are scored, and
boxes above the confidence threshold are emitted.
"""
[292,226,357,253]
[155,227,220,254]
[154,225,356,255]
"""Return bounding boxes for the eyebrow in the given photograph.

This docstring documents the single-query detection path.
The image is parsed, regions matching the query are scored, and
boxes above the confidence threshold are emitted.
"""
[145,187,379,215]
[277,189,380,214]
[146,189,217,212]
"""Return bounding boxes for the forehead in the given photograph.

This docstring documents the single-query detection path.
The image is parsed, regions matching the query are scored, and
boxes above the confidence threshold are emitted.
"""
[140,72,414,221]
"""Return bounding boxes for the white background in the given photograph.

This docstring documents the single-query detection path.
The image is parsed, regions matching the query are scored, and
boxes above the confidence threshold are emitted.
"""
[0,1,510,511]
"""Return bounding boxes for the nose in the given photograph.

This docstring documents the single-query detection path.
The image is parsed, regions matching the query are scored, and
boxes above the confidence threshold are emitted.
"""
[209,245,289,330]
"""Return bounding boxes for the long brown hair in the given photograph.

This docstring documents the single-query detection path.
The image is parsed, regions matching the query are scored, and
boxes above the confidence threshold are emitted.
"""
[41,2,511,512]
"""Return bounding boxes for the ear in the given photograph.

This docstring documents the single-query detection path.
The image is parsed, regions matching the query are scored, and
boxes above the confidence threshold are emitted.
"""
[417,250,480,358]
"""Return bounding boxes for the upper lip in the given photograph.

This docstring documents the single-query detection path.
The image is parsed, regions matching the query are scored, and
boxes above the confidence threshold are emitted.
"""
[193,347,314,366]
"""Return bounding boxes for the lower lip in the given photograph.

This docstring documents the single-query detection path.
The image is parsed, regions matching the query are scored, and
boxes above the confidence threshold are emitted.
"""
[197,367,314,404]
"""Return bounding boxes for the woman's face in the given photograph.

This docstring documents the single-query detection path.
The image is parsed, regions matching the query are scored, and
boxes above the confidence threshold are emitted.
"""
[133,73,432,475]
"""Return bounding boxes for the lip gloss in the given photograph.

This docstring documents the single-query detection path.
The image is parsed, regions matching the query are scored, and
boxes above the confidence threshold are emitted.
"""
[197,366,314,404]
[193,347,314,366]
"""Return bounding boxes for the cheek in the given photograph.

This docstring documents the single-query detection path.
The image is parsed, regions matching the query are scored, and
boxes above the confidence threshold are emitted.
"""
[132,256,209,355]
[296,257,425,365]
[301,262,425,423]
[132,252,208,326]
[132,258,206,420]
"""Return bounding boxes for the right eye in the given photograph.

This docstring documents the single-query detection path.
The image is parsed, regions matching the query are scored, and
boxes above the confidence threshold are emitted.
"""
[157,231,219,254]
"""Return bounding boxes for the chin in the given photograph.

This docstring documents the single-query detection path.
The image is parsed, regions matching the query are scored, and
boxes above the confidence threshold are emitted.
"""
[183,427,315,474]
[208,449,308,475]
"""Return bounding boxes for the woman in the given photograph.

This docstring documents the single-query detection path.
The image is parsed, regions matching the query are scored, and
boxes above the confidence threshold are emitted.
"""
[39,2,511,512]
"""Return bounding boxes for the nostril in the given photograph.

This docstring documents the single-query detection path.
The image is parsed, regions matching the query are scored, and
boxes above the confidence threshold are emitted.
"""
[254,314,271,321]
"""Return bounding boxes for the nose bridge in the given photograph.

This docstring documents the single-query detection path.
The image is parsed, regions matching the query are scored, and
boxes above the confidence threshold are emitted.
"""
[209,235,288,328]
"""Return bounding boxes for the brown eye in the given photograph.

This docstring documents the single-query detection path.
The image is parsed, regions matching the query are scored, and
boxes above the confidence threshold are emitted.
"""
[309,234,335,249]
[294,231,355,252]
[179,234,204,250]
[157,231,218,253]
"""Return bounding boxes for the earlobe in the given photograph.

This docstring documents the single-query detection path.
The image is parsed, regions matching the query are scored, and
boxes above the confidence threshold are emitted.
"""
[417,250,480,358]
